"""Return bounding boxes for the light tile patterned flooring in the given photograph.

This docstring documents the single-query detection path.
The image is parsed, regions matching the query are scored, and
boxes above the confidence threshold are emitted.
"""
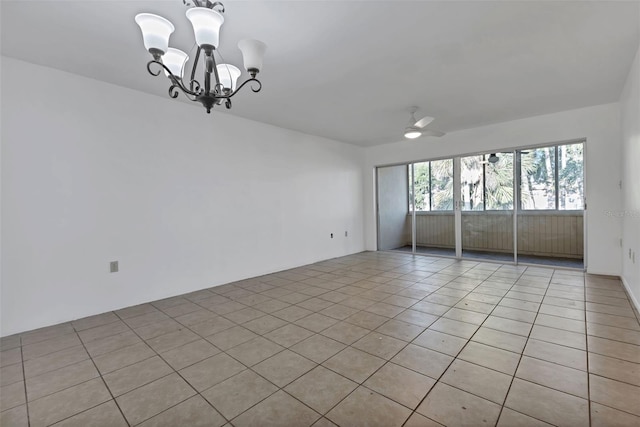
[1,251,640,426]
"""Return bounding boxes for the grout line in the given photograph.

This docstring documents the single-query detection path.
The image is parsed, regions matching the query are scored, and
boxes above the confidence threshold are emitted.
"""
[490,265,548,426]
[18,337,31,427]
[8,252,639,427]
[246,257,475,424]
[115,312,236,425]
[584,271,593,427]
[74,330,132,427]
[322,259,528,426]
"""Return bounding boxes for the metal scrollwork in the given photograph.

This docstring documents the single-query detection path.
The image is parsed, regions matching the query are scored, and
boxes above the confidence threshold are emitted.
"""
[168,85,180,98]
[145,40,262,112]
[146,60,164,77]
[250,80,262,93]
[189,80,202,94]
[226,78,262,98]
[140,1,264,114]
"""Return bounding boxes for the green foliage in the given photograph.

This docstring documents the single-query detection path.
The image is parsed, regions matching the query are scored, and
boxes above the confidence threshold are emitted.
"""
[408,143,583,212]
[411,162,430,210]
[409,160,453,211]
[431,159,454,210]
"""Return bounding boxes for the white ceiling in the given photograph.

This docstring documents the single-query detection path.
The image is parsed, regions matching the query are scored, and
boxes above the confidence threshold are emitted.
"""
[2,1,639,146]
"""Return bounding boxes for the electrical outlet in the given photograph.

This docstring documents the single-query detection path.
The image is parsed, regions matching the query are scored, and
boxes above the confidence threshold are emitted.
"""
[345,231,348,237]
[330,233,333,239]
[110,261,119,273]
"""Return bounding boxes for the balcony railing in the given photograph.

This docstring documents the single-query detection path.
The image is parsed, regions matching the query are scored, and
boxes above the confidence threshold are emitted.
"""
[404,211,583,258]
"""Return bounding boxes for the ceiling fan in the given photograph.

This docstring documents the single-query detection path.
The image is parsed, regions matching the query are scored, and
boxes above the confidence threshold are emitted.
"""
[403,107,446,139]
[484,153,500,164]
[480,151,530,165]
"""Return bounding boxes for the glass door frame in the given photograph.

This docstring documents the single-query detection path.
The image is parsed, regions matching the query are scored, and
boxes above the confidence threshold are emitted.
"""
[375,138,587,270]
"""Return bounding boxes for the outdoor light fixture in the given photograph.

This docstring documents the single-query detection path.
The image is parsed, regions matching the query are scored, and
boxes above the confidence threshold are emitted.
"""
[135,1,266,113]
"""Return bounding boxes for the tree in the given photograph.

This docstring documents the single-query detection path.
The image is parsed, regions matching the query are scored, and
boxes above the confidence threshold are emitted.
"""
[485,154,514,209]
[410,162,430,211]
[431,159,454,210]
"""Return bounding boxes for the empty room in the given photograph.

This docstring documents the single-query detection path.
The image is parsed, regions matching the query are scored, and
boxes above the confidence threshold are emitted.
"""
[1,1,639,426]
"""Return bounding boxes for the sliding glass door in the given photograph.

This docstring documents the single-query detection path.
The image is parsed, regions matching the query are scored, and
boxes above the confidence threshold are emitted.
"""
[376,140,585,268]
[460,153,515,262]
[410,160,455,257]
[516,144,584,267]
[376,165,410,251]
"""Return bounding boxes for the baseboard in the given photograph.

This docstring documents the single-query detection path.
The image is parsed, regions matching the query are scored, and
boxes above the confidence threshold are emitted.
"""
[586,269,620,278]
[620,275,640,322]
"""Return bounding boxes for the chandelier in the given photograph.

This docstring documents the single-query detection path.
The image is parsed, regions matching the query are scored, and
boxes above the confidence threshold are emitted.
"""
[135,1,266,113]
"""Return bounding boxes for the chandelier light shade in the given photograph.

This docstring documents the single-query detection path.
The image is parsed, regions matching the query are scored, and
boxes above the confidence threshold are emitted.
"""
[135,1,265,114]
[185,7,224,50]
[163,48,189,78]
[237,39,267,74]
[216,64,241,91]
[134,13,175,55]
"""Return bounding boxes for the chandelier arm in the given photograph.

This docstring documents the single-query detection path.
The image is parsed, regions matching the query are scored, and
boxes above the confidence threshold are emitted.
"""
[225,78,262,98]
[208,1,225,12]
[147,60,201,97]
[189,79,202,94]
[146,60,164,77]
[189,47,202,92]
[170,77,201,97]
[169,84,198,101]
[168,84,180,99]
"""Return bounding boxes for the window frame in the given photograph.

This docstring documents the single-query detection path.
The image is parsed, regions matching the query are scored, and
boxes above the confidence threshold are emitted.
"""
[404,140,584,214]
[408,159,454,213]
[517,142,583,211]
[460,153,514,212]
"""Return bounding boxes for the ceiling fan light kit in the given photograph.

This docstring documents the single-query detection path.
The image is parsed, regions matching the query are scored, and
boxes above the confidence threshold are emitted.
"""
[403,107,445,140]
[134,0,266,114]
[404,128,422,139]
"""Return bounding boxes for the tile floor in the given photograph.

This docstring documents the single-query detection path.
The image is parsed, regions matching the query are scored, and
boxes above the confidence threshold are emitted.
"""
[1,251,640,426]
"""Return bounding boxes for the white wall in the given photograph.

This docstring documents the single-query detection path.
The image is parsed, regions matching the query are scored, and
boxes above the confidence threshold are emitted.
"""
[620,44,640,311]
[0,57,365,336]
[377,165,409,250]
[364,103,623,276]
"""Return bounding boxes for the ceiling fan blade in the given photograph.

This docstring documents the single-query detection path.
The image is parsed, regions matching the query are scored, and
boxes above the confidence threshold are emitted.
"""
[414,116,435,129]
[419,129,446,137]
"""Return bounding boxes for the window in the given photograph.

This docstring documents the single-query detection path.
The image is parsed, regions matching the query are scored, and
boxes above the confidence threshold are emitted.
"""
[431,159,454,210]
[460,153,514,211]
[460,155,484,211]
[520,147,556,210]
[519,142,583,210]
[558,143,584,210]
[486,152,514,210]
[406,142,583,213]
[411,162,430,211]
[409,159,453,212]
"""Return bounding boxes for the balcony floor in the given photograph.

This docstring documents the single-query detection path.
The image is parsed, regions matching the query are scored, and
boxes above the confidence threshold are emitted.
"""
[394,245,584,269]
